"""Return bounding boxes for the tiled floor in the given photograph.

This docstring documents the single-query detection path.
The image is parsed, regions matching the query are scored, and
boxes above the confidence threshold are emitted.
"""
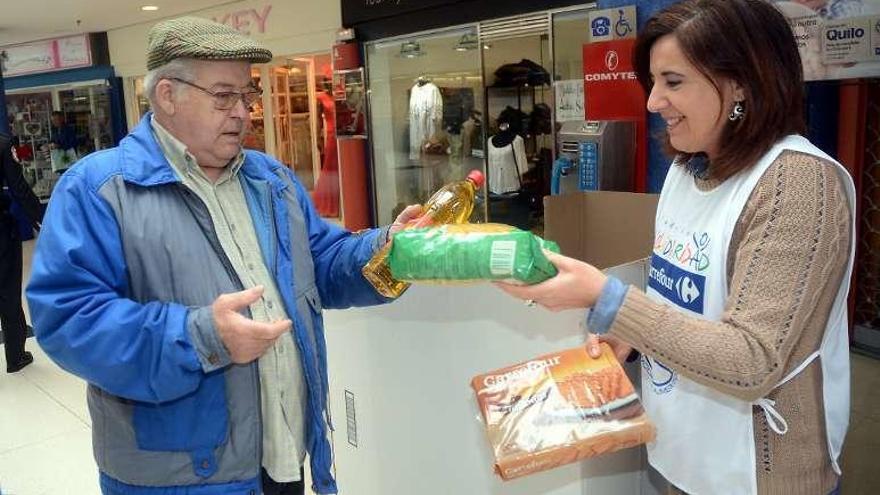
[842,351,880,495]
[0,345,96,495]
[2,239,879,494]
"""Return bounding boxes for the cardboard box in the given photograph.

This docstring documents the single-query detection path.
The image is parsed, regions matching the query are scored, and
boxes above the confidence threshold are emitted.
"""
[543,191,659,269]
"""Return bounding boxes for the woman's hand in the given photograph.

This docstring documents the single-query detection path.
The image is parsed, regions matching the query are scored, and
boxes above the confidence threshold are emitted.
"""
[586,333,632,362]
[494,251,607,312]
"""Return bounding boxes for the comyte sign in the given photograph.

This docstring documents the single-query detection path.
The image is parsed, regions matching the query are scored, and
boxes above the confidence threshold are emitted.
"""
[584,43,637,82]
[584,72,637,81]
[582,38,646,187]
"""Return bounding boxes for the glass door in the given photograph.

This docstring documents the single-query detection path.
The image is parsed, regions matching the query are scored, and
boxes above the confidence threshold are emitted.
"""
[481,24,553,233]
[58,84,114,155]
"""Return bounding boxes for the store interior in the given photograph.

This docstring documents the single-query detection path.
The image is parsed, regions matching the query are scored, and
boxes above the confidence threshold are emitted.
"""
[247,54,341,218]
[366,8,604,233]
[7,82,114,201]
[125,53,342,220]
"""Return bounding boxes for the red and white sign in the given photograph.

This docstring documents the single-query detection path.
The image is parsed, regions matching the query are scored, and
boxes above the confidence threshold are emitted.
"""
[583,39,647,192]
[210,4,273,36]
[583,39,643,120]
[3,34,92,77]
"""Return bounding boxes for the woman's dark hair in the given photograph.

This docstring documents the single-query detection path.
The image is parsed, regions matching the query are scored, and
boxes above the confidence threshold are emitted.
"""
[633,0,805,181]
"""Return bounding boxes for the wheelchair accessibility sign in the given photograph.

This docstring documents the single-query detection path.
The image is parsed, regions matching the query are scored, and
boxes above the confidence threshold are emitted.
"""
[589,5,637,42]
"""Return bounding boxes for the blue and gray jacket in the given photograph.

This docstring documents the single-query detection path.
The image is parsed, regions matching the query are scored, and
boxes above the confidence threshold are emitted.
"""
[26,114,390,494]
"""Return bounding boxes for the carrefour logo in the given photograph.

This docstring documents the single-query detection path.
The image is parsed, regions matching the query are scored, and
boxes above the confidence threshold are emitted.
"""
[648,254,706,314]
[677,276,700,304]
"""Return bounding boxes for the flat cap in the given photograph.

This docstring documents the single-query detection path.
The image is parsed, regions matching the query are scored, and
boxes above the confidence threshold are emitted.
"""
[147,16,273,70]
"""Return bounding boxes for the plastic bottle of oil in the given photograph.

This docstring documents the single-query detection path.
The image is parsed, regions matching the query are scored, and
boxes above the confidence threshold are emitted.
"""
[363,169,485,298]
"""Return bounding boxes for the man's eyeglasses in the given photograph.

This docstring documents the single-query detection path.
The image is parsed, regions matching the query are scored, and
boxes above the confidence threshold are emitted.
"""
[168,77,262,111]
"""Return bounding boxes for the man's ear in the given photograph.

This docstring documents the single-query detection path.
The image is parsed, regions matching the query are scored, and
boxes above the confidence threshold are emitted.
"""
[154,79,177,115]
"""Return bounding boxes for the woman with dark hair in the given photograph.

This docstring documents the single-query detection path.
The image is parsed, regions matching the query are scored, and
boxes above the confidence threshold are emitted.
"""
[497,1,854,493]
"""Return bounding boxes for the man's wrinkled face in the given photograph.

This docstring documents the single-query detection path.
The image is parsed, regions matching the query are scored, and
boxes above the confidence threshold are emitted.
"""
[168,60,255,171]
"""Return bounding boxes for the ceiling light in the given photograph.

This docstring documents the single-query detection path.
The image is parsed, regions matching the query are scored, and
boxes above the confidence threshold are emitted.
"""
[399,41,424,58]
[141,5,159,11]
[454,33,479,52]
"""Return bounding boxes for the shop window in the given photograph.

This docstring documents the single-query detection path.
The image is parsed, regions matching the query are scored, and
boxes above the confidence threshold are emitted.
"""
[482,27,553,233]
[6,83,115,200]
[366,27,486,226]
[243,67,267,153]
[271,59,317,189]
[7,92,55,200]
[553,9,591,82]
[261,54,339,219]
[134,77,151,121]
[58,85,114,154]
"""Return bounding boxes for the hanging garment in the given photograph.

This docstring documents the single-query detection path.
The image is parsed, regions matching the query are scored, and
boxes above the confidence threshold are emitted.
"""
[493,59,551,87]
[313,91,339,217]
[641,135,856,495]
[461,117,479,159]
[418,132,450,195]
[487,134,528,195]
[408,82,443,160]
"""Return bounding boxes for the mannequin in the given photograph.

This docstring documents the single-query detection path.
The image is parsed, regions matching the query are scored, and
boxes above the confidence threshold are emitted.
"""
[408,75,443,160]
[487,121,528,195]
[313,78,339,217]
[461,110,481,159]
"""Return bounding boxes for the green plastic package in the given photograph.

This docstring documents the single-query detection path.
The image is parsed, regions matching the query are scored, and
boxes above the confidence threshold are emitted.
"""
[388,223,561,285]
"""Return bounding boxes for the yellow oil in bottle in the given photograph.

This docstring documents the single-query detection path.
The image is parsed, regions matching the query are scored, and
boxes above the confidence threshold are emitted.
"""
[363,170,485,298]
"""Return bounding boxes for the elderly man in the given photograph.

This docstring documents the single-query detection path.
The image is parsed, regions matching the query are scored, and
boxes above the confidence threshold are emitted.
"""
[27,17,419,495]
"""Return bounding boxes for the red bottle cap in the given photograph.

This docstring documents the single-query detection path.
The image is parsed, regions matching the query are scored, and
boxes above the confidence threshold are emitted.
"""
[466,170,485,188]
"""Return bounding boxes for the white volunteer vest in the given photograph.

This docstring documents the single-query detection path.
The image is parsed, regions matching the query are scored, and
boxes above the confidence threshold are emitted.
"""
[641,135,855,495]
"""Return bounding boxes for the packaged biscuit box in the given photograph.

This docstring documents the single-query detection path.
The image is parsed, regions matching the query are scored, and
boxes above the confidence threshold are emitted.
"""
[388,223,560,286]
[471,344,656,480]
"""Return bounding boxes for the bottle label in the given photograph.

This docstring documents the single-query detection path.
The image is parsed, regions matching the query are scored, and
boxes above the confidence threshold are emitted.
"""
[408,191,456,228]
[430,191,455,208]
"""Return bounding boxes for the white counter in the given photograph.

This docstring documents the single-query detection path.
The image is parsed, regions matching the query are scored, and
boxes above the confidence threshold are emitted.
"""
[324,261,662,494]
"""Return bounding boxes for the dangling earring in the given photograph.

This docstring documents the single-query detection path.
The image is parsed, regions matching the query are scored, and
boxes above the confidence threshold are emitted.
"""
[728,101,745,121]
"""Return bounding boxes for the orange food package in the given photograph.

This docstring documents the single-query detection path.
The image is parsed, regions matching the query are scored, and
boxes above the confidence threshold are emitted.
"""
[471,344,656,480]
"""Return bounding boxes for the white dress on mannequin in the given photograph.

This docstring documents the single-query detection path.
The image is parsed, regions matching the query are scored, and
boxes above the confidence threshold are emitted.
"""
[487,134,528,195]
[408,82,443,159]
